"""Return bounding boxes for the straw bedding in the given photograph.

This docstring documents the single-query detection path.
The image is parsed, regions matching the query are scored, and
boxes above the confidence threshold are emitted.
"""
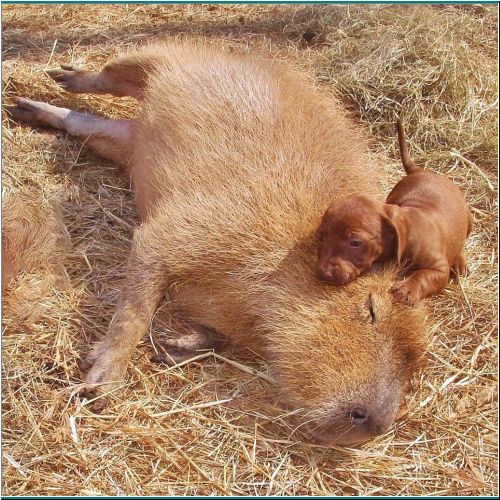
[1,4,497,495]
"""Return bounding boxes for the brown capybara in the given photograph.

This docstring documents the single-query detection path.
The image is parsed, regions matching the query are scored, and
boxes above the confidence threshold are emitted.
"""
[7,41,428,445]
[1,190,69,294]
[315,120,472,306]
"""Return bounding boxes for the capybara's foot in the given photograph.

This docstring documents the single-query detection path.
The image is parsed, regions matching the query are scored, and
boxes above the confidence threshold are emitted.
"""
[46,64,96,93]
[151,329,226,365]
[5,96,66,129]
[84,353,127,388]
[77,364,109,413]
[150,346,202,366]
[80,349,128,411]
[390,281,420,306]
[79,386,107,413]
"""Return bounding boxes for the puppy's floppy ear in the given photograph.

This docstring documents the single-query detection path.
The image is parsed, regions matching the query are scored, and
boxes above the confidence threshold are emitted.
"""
[381,204,408,263]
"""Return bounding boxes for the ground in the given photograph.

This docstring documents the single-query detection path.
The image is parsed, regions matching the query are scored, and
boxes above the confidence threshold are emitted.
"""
[1,3,498,496]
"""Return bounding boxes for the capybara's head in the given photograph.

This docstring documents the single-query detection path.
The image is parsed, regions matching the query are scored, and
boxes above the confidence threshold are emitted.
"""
[262,262,427,446]
[316,194,399,285]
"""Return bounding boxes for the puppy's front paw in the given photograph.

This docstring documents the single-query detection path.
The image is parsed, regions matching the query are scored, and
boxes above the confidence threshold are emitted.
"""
[389,281,420,306]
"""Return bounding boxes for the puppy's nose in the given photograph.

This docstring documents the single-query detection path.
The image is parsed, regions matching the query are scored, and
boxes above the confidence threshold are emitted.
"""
[317,264,351,285]
[346,405,392,436]
[317,266,334,281]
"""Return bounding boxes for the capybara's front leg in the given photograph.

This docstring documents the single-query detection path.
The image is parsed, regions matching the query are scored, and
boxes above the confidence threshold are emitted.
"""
[84,296,157,387]
[83,223,167,397]
[390,265,450,305]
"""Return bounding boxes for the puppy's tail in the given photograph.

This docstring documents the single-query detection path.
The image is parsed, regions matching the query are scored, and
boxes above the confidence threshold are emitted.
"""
[395,119,420,175]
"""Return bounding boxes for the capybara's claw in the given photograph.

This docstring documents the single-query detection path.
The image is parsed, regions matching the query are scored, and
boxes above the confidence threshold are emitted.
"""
[5,97,52,128]
[60,63,82,71]
[88,395,107,413]
[4,104,28,124]
[79,364,121,413]
[150,347,197,366]
[46,65,90,93]
[78,356,93,374]
[79,385,107,413]
[46,67,74,84]
[12,96,29,106]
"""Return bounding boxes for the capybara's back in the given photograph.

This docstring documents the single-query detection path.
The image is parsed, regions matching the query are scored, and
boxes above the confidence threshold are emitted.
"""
[9,41,428,445]
[132,43,379,218]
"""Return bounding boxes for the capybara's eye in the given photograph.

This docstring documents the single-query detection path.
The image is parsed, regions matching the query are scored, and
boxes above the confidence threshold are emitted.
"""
[350,239,362,248]
[366,293,376,323]
[368,301,376,323]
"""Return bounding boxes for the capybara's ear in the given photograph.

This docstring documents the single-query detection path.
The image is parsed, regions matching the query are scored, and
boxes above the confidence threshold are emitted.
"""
[382,204,408,264]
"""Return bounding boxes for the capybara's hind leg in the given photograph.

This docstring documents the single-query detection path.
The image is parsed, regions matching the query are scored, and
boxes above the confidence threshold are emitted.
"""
[47,52,158,100]
[7,97,133,167]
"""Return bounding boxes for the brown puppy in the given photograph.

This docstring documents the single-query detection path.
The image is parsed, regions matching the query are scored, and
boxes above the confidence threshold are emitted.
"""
[316,120,472,305]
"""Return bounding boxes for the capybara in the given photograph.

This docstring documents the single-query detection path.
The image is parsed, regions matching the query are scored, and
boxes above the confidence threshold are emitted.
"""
[1,190,69,293]
[316,119,472,305]
[7,42,428,445]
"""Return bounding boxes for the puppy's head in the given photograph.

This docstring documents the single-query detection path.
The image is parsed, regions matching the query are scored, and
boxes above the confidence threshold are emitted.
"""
[316,194,400,285]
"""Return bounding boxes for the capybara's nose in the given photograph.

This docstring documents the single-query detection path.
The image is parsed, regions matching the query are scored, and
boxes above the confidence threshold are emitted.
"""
[347,405,391,436]
[348,407,368,425]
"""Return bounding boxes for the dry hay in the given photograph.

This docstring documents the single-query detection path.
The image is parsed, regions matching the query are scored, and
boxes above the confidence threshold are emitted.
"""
[1,3,498,496]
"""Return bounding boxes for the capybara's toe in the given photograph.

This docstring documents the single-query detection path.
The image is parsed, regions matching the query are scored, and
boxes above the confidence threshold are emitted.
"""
[46,66,88,92]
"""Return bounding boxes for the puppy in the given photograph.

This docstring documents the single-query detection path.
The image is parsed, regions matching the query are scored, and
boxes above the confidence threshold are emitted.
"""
[316,120,472,305]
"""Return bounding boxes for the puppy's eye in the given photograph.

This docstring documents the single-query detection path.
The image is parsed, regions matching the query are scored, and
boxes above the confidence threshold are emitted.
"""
[349,239,362,248]
[317,233,324,242]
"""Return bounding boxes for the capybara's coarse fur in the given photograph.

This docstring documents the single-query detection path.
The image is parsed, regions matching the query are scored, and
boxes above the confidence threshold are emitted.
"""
[9,42,428,445]
[1,190,69,294]
[316,120,472,306]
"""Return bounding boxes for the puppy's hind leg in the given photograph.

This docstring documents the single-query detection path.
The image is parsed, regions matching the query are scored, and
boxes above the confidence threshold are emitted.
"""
[7,97,133,168]
[451,251,468,277]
